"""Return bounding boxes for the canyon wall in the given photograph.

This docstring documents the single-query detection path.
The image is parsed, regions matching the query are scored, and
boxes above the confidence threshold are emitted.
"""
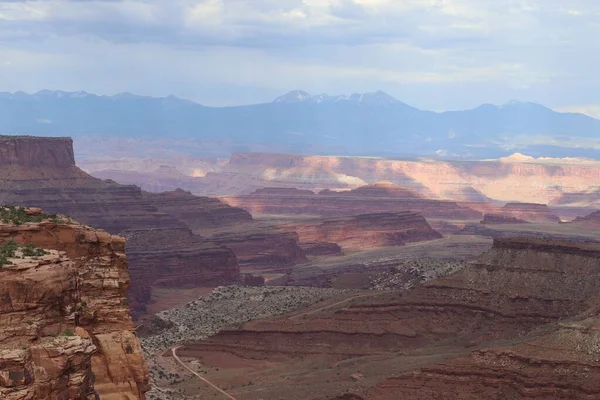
[221,152,600,204]
[223,184,482,220]
[0,136,244,316]
[295,212,442,250]
[0,135,75,167]
[186,237,600,399]
[143,189,253,231]
[0,208,148,399]
[500,202,561,223]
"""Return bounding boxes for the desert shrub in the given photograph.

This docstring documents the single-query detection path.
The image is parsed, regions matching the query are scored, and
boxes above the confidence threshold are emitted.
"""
[22,243,48,257]
[0,240,18,266]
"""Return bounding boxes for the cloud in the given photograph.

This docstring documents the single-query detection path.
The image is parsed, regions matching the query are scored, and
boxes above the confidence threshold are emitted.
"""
[556,105,600,119]
[0,0,599,110]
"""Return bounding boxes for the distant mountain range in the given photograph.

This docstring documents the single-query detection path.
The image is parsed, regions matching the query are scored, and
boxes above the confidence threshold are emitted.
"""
[2,89,600,159]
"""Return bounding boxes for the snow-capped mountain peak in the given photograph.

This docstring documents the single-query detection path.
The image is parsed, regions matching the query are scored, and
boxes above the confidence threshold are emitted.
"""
[272,90,402,106]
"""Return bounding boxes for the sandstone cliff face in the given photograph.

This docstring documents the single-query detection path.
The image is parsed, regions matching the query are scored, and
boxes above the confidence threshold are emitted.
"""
[224,183,481,220]
[207,229,307,271]
[480,213,529,224]
[307,212,442,250]
[501,202,561,223]
[0,136,244,316]
[143,189,253,231]
[0,135,75,167]
[0,208,148,399]
[570,210,600,227]
[188,238,600,399]
[123,228,239,307]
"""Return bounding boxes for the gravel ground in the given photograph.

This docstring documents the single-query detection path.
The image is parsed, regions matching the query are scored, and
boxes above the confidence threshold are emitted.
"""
[369,258,467,291]
[142,285,352,400]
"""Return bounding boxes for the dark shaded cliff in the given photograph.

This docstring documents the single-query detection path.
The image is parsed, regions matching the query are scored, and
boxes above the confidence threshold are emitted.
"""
[0,135,75,167]
[0,136,244,316]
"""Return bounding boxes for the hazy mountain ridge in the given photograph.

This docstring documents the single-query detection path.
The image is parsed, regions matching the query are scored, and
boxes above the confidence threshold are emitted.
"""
[1,90,600,159]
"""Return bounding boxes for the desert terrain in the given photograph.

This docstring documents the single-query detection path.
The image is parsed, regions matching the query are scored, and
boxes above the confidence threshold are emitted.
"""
[3,136,600,399]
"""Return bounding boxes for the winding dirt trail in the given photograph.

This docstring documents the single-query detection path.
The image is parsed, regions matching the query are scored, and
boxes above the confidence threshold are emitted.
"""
[171,346,238,400]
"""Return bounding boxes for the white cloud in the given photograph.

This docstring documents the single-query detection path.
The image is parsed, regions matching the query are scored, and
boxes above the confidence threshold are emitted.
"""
[0,0,599,109]
[555,105,600,119]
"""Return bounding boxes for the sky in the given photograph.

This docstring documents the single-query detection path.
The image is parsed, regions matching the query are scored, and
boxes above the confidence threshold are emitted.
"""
[0,0,599,115]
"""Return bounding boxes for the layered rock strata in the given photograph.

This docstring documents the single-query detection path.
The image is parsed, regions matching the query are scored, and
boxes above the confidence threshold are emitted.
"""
[143,189,253,231]
[185,238,600,399]
[0,208,149,399]
[207,230,307,270]
[123,228,239,307]
[570,210,600,227]
[0,136,243,316]
[500,202,561,223]
[480,213,529,224]
[305,212,443,250]
[223,183,482,220]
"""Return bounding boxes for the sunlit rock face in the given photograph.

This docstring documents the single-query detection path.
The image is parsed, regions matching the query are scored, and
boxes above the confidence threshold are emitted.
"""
[0,208,149,399]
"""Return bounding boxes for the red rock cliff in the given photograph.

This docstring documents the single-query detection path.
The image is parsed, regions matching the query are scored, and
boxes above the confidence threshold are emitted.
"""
[0,207,149,399]
[189,237,600,399]
[307,212,442,249]
[0,136,244,317]
[0,135,75,167]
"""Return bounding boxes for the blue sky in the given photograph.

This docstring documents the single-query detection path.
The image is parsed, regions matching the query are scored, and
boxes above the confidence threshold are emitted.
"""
[0,0,599,115]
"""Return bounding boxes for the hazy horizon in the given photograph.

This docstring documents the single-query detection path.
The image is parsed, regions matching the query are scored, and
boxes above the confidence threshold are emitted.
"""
[1,1,599,116]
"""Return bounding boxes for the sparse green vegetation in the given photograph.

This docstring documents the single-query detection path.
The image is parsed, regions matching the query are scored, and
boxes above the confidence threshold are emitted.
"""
[0,205,57,225]
[22,243,48,257]
[63,328,75,337]
[0,240,18,266]
[0,241,49,267]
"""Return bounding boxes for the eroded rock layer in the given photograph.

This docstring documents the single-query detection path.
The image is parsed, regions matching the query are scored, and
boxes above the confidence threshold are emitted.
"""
[301,212,443,250]
[500,202,561,223]
[207,230,307,270]
[223,183,481,220]
[184,238,600,399]
[0,208,149,399]
[123,228,239,305]
[143,189,253,231]
[0,136,243,316]
[481,213,529,224]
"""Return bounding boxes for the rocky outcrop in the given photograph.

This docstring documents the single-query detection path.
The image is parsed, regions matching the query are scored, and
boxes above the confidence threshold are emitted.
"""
[481,213,529,224]
[570,210,600,227]
[299,241,342,256]
[207,230,307,271]
[224,183,482,220]
[0,208,149,399]
[123,228,239,308]
[143,189,253,231]
[183,238,600,399]
[500,202,561,223]
[307,212,442,250]
[0,136,243,316]
[0,135,75,167]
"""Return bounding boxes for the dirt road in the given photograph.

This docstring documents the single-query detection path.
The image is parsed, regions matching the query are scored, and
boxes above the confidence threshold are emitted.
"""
[171,346,238,400]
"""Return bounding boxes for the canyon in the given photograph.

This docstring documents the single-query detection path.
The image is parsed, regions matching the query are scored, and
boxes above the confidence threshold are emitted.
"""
[89,152,600,208]
[171,237,600,399]
[4,135,600,399]
[0,136,248,316]
[223,184,483,220]
[0,207,148,399]
[0,136,457,319]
